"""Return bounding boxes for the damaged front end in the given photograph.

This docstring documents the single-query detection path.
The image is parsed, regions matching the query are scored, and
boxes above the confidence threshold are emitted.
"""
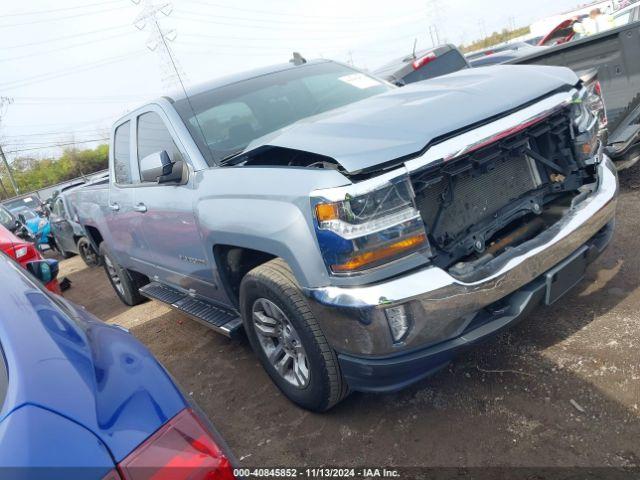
[310,84,606,282]
[412,88,602,277]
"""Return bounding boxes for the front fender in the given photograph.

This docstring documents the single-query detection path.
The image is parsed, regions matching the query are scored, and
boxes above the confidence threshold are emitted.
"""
[197,197,329,288]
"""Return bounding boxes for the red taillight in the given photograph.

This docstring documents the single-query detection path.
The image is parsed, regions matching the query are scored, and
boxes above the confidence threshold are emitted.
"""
[10,242,40,264]
[412,52,437,70]
[118,408,235,480]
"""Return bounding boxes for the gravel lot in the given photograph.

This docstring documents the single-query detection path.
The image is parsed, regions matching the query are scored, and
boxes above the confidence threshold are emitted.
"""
[58,166,640,468]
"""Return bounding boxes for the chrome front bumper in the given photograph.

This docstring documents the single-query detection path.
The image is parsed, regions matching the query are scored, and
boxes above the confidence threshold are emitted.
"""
[305,159,618,357]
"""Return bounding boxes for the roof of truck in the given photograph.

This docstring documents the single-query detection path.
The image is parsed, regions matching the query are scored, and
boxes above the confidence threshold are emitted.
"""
[166,58,332,102]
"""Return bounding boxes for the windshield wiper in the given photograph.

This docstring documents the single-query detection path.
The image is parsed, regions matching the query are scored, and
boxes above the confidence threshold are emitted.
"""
[217,149,246,167]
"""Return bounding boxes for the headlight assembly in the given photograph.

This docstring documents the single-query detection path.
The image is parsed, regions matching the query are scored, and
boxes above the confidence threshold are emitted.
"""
[312,175,430,274]
[571,85,602,164]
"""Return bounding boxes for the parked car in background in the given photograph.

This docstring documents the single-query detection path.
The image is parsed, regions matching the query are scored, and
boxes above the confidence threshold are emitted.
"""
[0,252,236,479]
[538,15,587,46]
[469,46,548,67]
[373,44,469,85]
[2,195,45,214]
[465,41,539,61]
[0,204,35,242]
[72,59,616,411]
[510,17,640,169]
[49,180,106,266]
[0,224,61,294]
[11,206,51,249]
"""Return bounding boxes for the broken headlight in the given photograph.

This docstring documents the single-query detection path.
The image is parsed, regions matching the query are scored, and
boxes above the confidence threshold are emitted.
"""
[571,85,602,163]
[313,176,430,274]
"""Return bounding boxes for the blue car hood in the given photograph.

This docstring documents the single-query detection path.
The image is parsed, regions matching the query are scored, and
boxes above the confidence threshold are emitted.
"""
[246,65,578,173]
[0,258,186,462]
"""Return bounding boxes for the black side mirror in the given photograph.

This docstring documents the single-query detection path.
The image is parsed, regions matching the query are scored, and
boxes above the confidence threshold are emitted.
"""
[139,150,185,184]
[26,259,59,284]
[18,214,26,225]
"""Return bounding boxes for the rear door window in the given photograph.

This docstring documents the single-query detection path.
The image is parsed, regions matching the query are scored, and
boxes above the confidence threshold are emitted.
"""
[114,121,132,185]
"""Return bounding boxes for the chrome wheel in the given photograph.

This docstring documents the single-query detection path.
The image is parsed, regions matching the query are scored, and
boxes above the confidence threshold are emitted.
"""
[104,254,125,296]
[252,298,310,388]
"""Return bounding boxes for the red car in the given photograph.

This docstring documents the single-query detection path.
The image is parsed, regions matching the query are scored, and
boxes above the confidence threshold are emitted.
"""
[538,15,588,47]
[0,223,61,294]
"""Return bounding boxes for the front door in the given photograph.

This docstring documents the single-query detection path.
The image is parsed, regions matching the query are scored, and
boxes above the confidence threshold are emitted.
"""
[106,119,152,275]
[132,109,219,299]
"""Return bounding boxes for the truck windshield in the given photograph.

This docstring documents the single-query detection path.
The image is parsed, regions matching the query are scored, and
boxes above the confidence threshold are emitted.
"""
[173,62,391,166]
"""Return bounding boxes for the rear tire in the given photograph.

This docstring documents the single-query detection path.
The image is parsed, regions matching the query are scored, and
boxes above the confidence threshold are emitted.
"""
[99,243,147,306]
[77,237,102,267]
[240,258,348,411]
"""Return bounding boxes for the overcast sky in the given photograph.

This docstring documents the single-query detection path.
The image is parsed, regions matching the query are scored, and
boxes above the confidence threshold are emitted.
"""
[0,0,584,162]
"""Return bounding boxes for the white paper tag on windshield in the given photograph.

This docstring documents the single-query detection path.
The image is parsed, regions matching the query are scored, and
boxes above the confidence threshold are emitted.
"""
[338,73,380,89]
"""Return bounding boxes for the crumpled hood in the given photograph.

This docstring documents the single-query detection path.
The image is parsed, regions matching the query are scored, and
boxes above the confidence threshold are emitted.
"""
[246,65,578,173]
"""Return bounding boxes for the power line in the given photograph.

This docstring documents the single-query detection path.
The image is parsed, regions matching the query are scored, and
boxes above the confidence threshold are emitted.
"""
[176,8,419,27]
[2,128,109,139]
[0,4,132,29]
[0,0,123,18]
[0,31,136,63]
[8,139,109,154]
[0,51,147,91]
[181,0,423,21]
[4,24,129,49]
[2,115,118,128]
[173,12,422,32]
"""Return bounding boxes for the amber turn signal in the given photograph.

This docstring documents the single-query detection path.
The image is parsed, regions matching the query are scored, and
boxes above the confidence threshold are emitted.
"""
[315,203,340,222]
[331,233,427,273]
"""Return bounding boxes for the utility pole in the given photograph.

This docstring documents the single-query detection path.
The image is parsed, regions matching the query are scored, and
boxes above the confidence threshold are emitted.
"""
[0,177,8,198]
[131,0,186,91]
[0,146,18,194]
[0,97,19,195]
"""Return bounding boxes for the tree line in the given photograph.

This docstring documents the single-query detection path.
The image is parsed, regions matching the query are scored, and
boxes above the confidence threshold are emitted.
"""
[0,143,108,200]
[460,26,532,53]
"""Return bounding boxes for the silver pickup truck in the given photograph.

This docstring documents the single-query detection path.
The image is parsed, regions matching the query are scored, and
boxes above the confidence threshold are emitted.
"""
[71,59,618,411]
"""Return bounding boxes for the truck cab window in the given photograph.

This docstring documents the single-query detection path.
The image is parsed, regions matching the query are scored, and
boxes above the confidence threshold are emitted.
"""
[137,112,183,172]
[114,121,132,184]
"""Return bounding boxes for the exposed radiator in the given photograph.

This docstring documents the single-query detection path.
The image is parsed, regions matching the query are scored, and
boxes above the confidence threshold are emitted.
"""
[414,153,542,246]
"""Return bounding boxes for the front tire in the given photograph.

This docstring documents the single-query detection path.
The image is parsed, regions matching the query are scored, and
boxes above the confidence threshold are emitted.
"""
[100,243,147,306]
[240,258,348,411]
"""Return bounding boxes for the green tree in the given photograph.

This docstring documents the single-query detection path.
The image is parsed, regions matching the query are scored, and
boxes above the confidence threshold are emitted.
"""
[0,143,109,200]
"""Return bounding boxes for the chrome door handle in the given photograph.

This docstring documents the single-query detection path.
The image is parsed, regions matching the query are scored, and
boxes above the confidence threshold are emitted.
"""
[133,203,147,213]
[109,203,120,211]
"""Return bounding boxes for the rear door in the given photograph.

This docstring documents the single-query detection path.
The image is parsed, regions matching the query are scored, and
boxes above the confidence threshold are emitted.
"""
[132,106,218,298]
[106,119,152,274]
[49,197,75,253]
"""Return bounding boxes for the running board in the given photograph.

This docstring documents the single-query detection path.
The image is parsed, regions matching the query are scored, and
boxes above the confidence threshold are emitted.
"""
[139,282,243,337]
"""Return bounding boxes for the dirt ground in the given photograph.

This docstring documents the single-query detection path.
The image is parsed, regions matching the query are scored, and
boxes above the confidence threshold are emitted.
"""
[57,166,640,469]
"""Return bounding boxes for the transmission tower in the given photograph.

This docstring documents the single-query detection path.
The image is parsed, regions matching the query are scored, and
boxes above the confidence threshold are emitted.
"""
[131,0,187,91]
